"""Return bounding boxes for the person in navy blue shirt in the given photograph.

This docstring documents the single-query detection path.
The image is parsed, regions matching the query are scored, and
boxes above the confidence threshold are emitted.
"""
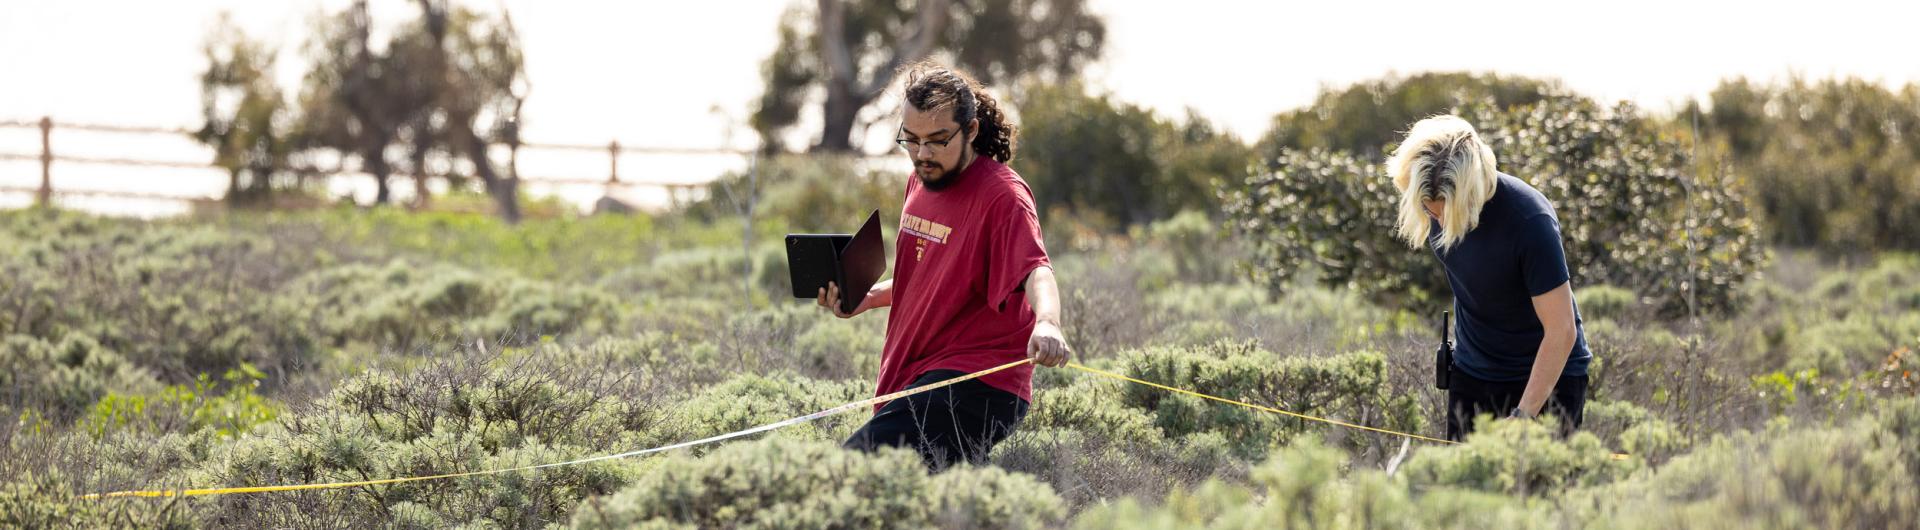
[1386,115,1593,441]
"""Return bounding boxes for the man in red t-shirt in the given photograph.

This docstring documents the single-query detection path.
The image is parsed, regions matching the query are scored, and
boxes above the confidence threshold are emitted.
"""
[815,61,1071,471]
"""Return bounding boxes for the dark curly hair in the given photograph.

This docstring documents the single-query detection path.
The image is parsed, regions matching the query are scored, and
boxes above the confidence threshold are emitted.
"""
[900,61,1016,163]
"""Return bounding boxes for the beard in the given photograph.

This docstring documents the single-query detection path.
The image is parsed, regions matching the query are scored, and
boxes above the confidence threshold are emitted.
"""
[915,153,970,191]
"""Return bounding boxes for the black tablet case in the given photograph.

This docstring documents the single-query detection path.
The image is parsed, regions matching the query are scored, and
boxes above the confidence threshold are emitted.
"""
[786,210,885,314]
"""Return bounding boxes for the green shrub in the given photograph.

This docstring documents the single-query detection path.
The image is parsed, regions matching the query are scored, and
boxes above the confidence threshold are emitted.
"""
[1071,439,1550,530]
[183,351,660,527]
[571,439,1065,529]
[0,211,322,380]
[84,363,280,439]
[1114,341,1423,458]
[1015,81,1253,225]
[1788,316,1895,375]
[1140,210,1239,284]
[1583,412,1920,529]
[1021,378,1167,449]
[0,333,160,422]
[0,469,196,529]
[1400,418,1634,496]
[1703,77,1920,251]
[298,260,617,351]
[644,371,868,449]
[1580,399,1689,461]
[1225,148,1435,306]
[277,206,665,281]
[791,318,886,380]
[599,246,752,300]
[1575,285,1639,322]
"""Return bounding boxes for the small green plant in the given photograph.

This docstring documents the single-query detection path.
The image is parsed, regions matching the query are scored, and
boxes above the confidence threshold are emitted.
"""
[84,362,279,439]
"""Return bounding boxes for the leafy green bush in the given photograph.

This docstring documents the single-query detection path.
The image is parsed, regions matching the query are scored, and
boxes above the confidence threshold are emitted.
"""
[1071,439,1551,530]
[1576,284,1639,322]
[571,439,1065,529]
[1788,316,1896,375]
[1016,81,1253,224]
[791,318,886,380]
[0,468,196,529]
[1255,71,1560,160]
[1702,77,1920,251]
[84,363,279,439]
[0,210,322,380]
[1401,417,1633,495]
[182,350,660,527]
[1114,341,1423,458]
[273,206,665,281]
[1069,400,1920,530]
[1138,210,1239,285]
[297,260,617,351]
[643,371,868,449]
[1580,411,1920,529]
[1581,399,1689,460]
[1465,97,1766,316]
[684,155,905,237]
[0,333,160,422]
[1225,148,1435,305]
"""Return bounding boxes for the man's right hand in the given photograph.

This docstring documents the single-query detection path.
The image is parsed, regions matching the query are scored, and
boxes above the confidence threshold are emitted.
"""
[817,282,869,318]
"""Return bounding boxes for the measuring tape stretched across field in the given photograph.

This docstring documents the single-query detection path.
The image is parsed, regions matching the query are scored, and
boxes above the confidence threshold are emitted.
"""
[85,357,1611,499]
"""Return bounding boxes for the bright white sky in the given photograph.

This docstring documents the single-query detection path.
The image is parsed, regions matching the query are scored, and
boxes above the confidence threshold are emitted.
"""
[2,0,1915,212]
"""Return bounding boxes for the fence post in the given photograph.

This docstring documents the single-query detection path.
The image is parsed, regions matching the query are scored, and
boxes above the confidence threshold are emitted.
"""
[607,140,621,184]
[37,116,52,206]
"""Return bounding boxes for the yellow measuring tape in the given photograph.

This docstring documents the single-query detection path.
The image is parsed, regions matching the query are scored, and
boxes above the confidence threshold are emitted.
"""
[1064,362,1457,445]
[85,357,1612,499]
[83,358,1034,499]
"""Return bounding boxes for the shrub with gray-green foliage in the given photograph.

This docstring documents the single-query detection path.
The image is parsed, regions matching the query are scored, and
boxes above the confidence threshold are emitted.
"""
[997,370,1239,508]
[1115,341,1423,459]
[1702,77,1920,252]
[1787,316,1896,375]
[0,333,160,421]
[0,468,196,529]
[1576,284,1640,322]
[1068,400,1920,530]
[643,371,869,450]
[1225,148,1432,306]
[1071,439,1549,530]
[0,210,321,380]
[571,439,1065,530]
[181,349,661,528]
[1577,404,1920,529]
[1401,418,1635,495]
[792,318,886,380]
[297,260,617,351]
[1581,399,1690,461]
[1140,210,1240,284]
[1464,96,1766,317]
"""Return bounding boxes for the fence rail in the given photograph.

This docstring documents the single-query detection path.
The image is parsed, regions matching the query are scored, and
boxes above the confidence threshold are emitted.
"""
[0,116,775,209]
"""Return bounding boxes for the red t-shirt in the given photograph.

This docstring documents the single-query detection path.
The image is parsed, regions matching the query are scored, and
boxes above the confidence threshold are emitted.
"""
[874,156,1050,407]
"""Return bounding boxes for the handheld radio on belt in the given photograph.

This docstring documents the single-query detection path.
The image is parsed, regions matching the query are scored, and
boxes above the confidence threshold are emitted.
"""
[1434,310,1453,390]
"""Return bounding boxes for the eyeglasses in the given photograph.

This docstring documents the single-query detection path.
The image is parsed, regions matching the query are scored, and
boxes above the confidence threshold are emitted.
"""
[895,130,964,154]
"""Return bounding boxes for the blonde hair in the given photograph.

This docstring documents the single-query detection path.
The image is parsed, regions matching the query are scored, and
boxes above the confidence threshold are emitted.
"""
[1387,115,1500,252]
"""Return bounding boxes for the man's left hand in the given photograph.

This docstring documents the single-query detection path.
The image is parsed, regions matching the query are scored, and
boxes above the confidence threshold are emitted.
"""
[1028,321,1071,367]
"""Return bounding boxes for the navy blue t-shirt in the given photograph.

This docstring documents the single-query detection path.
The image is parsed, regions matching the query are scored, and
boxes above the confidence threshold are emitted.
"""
[1432,173,1591,382]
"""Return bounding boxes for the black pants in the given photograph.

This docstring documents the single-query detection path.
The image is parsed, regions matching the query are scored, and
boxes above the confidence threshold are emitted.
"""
[1445,368,1588,441]
[843,369,1029,471]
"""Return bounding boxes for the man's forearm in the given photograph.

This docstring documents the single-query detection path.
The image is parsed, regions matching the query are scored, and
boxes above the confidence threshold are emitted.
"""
[864,279,894,309]
[1517,328,1575,414]
[1025,266,1061,326]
